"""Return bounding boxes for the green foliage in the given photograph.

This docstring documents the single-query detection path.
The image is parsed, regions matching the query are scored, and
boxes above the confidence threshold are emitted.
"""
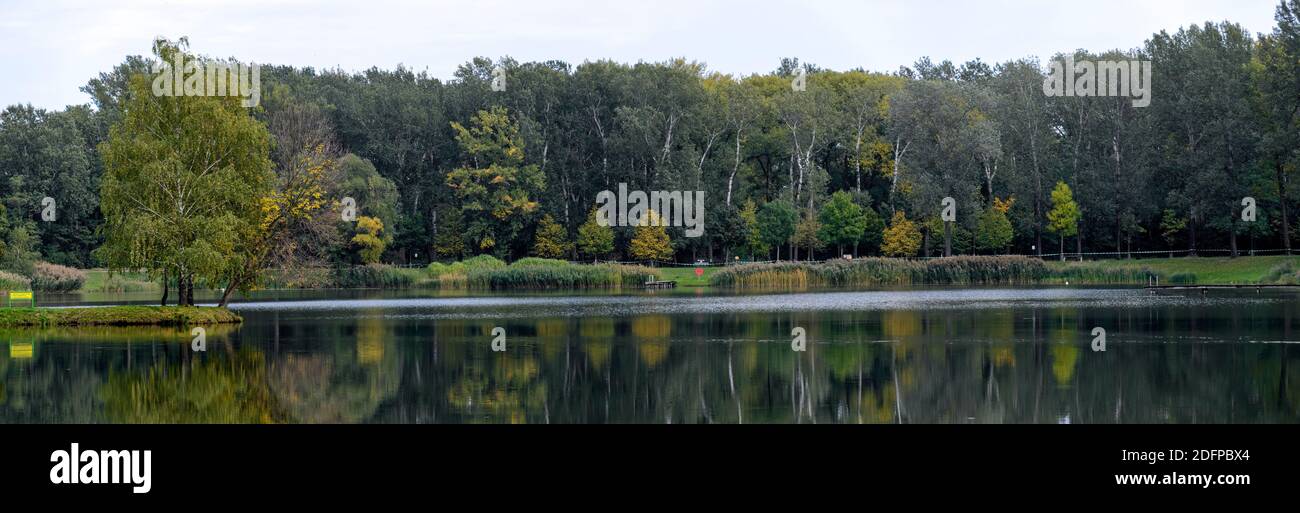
[433,207,467,260]
[512,257,570,267]
[739,200,766,258]
[0,306,241,327]
[1168,272,1198,284]
[445,106,545,256]
[531,214,572,258]
[468,262,658,290]
[975,206,1014,254]
[1047,181,1079,251]
[711,255,1049,288]
[0,224,38,275]
[857,206,889,255]
[462,254,507,271]
[576,209,614,260]
[793,214,825,258]
[817,190,867,254]
[756,200,796,258]
[1159,209,1187,248]
[331,263,414,288]
[96,40,273,305]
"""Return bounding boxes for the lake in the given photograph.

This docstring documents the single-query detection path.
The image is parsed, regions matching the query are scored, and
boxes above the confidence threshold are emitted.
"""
[2,287,1297,423]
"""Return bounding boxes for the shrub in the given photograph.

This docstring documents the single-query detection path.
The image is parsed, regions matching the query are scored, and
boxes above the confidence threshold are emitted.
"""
[30,262,87,292]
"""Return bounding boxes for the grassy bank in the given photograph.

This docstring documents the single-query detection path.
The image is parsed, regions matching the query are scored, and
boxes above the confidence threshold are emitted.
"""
[0,306,241,327]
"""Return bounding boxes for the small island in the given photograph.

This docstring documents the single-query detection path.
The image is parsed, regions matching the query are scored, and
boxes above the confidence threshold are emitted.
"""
[0,306,241,328]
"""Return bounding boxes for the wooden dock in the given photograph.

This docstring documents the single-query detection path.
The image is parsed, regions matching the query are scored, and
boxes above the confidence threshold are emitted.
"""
[644,280,677,289]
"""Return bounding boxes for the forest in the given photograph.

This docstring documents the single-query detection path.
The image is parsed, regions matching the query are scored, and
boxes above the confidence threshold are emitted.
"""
[1,0,1299,284]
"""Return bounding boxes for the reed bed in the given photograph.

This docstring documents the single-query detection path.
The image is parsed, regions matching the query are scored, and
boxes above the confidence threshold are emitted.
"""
[331,264,416,288]
[711,256,1055,289]
[0,270,32,292]
[467,262,658,290]
[30,262,87,292]
[1042,262,1161,285]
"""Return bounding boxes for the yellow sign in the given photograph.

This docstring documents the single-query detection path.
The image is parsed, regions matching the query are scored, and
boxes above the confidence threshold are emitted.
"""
[10,343,33,359]
[8,291,32,300]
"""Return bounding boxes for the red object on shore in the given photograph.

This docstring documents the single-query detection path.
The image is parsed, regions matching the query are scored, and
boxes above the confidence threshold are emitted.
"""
[694,268,704,277]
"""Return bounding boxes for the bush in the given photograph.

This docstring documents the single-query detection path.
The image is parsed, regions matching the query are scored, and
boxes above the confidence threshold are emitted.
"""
[30,261,87,292]
[0,270,31,292]
[331,264,414,288]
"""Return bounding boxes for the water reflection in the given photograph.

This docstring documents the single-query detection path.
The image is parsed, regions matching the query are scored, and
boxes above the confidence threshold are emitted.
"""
[2,289,1299,423]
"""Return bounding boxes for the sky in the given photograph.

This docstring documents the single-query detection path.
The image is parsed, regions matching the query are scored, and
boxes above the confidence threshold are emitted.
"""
[0,0,1283,110]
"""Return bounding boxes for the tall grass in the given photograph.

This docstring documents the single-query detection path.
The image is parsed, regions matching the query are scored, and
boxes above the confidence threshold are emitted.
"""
[468,262,658,290]
[30,261,87,292]
[711,256,1053,289]
[1044,262,1160,285]
[424,256,657,290]
[331,264,415,288]
[0,271,31,292]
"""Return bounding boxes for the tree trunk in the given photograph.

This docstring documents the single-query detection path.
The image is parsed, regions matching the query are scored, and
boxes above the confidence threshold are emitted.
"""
[160,274,169,307]
[943,221,952,257]
[218,279,238,308]
[1278,162,1292,254]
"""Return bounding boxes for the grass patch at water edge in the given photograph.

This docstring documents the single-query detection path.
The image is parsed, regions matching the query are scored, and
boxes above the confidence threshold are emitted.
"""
[0,306,241,327]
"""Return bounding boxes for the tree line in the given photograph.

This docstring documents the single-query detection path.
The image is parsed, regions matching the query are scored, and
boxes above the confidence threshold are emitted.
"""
[2,2,1300,285]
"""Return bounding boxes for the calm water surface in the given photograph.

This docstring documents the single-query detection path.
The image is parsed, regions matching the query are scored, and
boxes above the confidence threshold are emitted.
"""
[2,287,1298,423]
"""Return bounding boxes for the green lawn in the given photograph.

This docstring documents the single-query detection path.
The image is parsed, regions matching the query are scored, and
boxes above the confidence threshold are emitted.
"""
[1046,255,1300,284]
[82,269,160,293]
[655,265,721,287]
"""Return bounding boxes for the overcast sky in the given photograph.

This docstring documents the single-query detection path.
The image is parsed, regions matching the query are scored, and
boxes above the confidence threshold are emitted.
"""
[0,0,1282,110]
